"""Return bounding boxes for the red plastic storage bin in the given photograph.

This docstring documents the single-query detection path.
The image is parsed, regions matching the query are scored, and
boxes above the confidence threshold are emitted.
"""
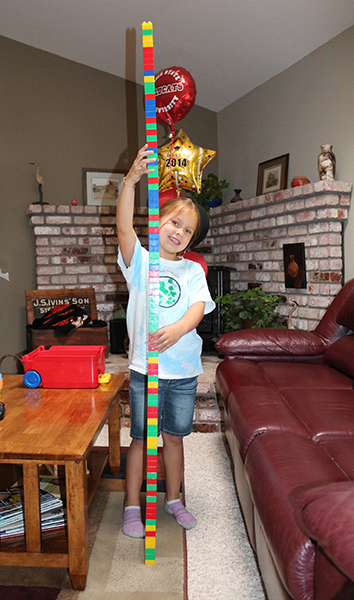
[22,345,106,389]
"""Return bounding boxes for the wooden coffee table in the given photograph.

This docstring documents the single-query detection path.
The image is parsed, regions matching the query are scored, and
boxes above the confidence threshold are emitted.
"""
[0,373,124,590]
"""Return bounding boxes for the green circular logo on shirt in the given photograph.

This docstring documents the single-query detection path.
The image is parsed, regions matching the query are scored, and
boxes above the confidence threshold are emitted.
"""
[159,277,181,308]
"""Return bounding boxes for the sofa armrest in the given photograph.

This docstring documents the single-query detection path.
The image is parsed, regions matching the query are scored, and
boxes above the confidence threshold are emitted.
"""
[214,328,328,358]
[295,481,354,582]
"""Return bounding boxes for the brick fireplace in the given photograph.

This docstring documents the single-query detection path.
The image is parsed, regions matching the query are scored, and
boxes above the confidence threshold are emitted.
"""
[27,179,352,333]
[202,180,352,330]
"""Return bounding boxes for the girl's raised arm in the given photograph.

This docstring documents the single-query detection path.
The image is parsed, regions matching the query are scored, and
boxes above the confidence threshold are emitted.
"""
[116,145,155,267]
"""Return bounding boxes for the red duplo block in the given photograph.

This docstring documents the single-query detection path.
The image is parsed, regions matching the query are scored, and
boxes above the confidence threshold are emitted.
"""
[147,458,158,469]
[148,364,158,376]
[146,507,157,519]
[143,47,154,58]
[145,94,156,101]
[147,406,158,418]
[146,117,157,124]
[149,227,159,234]
[146,140,157,148]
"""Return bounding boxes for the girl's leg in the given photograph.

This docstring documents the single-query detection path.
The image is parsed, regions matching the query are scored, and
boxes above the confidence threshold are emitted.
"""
[162,432,184,501]
[125,438,145,506]
[122,438,145,538]
[162,432,197,530]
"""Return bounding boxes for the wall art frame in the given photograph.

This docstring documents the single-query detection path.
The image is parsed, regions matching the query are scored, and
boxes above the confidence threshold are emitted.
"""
[83,168,128,206]
[256,153,289,196]
[283,242,307,289]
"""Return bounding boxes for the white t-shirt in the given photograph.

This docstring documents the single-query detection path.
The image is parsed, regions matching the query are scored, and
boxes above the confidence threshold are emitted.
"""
[118,237,215,379]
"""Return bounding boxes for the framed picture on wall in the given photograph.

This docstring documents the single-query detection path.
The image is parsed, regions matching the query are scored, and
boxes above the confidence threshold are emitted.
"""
[283,242,307,289]
[83,168,128,206]
[256,154,289,196]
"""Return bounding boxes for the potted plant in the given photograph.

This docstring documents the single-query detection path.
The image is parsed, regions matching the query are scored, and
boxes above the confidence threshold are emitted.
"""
[191,173,229,211]
[214,286,286,334]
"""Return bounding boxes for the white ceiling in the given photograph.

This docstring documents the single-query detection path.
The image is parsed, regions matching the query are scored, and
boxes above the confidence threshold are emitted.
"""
[1,0,354,113]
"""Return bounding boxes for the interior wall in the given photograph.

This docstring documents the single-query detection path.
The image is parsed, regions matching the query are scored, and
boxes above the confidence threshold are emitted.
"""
[0,36,217,369]
[217,25,354,283]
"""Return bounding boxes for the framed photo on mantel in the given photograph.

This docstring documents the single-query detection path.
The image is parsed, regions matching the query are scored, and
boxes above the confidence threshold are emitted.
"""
[83,168,128,206]
[256,154,289,196]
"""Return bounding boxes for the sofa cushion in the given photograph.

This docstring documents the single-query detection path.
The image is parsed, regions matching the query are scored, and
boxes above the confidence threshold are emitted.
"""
[258,362,353,391]
[281,389,354,442]
[215,358,271,410]
[323,335,354,378]
[227,387,309,461]
[296,481,354,582]
[336,294,354,331]
[245,434,347,600]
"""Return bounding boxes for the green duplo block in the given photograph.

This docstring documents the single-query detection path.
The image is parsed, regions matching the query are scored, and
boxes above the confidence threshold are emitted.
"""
[144,81,155,95]
[146,519,157,527]
[147,395,158,406]
[146,472,157,480]
[145,548,156,560]
[147,484,157,491]
[147,448,158,455]
[147,425,158,437]
[146,495,157,503]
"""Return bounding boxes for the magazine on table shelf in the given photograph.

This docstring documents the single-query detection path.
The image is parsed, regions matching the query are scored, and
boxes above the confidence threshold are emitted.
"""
[0,480,66,539]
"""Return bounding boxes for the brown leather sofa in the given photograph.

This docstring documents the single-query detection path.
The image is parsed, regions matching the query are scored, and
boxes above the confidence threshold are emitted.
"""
[215,279,354,600]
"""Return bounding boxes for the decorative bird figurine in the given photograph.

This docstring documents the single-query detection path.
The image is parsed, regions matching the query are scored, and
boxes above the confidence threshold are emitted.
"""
[287,300,299,330]
[29,162,47,204]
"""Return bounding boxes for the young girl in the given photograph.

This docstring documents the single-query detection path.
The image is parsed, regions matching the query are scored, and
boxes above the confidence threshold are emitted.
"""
[116,145,215,538]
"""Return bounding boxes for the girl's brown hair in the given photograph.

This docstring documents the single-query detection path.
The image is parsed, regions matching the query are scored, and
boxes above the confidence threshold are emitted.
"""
[159,197,200,253]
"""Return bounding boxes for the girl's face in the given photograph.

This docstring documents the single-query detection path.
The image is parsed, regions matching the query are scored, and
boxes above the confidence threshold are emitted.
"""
[159,208,198,260]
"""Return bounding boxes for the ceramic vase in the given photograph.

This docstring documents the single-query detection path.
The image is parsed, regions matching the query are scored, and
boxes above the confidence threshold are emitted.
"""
[230,189,243,203]
[318,145,336,180]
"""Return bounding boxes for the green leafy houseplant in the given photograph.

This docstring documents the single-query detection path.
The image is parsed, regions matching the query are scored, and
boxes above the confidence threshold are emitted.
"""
[191,173,229,208]
[215,286,286,334]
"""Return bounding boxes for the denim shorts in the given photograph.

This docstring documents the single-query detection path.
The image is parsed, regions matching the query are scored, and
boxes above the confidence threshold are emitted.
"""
[129,369,198,440]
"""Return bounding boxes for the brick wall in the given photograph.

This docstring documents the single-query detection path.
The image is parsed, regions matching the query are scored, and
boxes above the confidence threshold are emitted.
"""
[200,180,352,330]
[27,203,148,322]
[28,179,352,333]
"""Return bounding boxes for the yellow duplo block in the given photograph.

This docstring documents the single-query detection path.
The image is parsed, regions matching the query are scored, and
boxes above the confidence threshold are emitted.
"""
[147,418,158,425]
[145,559,155,565]
[144,75,155,82]
[150,357,158,363]
[148,381,158,388]
[147,437,158,450]
[142,35,153,47]
[145,537,156,549]
[146,525,156,532]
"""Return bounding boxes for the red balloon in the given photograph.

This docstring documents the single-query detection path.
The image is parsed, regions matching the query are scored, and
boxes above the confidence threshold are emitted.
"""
[155,67,196,127]
[183,251,208,277]
[159,187,180,207]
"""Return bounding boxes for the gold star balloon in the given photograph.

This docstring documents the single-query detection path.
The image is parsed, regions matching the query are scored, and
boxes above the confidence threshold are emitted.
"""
[158,129,216,194]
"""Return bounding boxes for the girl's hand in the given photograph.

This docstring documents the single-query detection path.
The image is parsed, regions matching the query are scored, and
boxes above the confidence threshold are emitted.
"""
[149,324,181,353]
[125,144,156,187]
